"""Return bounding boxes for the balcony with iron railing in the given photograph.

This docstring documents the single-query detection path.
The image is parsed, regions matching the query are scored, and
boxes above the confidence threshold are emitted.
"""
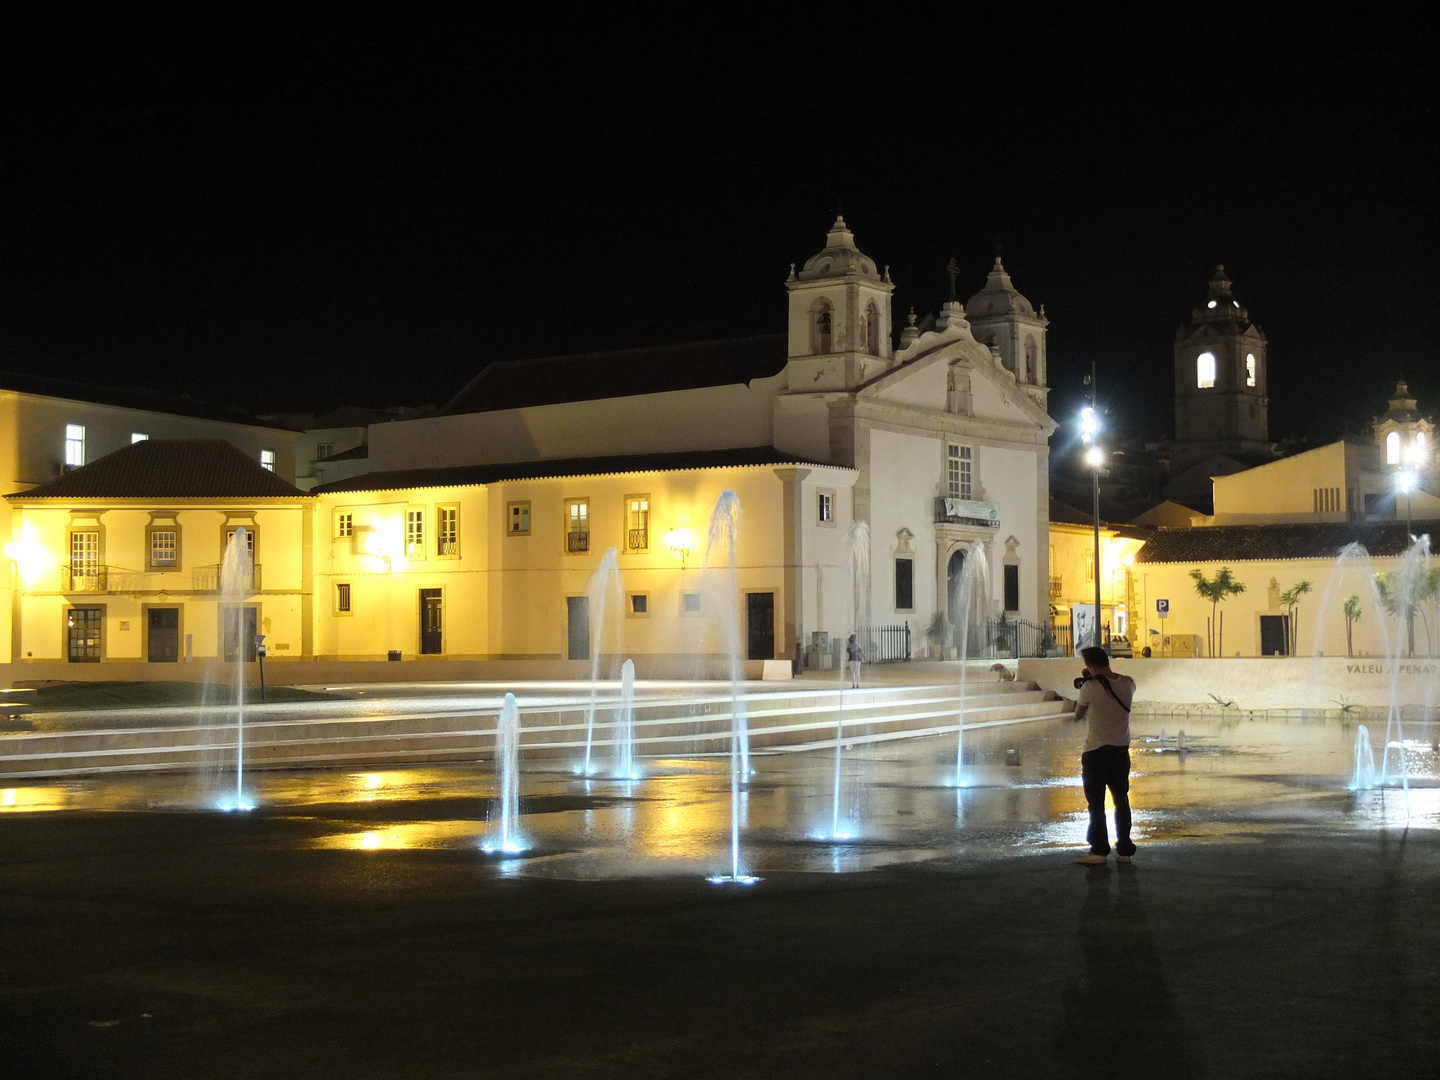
[60,562,263,594]
[566,530,589,553]
[1049,577,1063,600]
[62,564,107,592]
[626,527,648,552]
[192,563,262,593]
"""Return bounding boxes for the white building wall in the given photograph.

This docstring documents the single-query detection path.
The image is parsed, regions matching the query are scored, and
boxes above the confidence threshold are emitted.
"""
[868,427,941,627]
[369,377,784,472]
[981,443,1043,622]
[1,392,297,491]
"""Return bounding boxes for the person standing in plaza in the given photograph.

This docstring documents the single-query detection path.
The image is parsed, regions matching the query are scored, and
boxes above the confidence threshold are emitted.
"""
[845,633,864,689]
[1073,645,1137,865]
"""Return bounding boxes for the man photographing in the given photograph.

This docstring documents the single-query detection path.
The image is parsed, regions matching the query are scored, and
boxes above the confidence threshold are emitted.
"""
[1073,646,1137,866]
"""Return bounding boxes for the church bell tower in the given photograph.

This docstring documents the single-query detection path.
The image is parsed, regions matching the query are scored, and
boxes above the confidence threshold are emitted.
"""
[784,216,895,391]
[1173,265,1270,454]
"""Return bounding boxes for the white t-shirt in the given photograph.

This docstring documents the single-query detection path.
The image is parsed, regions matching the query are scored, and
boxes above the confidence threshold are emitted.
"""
[1077,672,1135,752]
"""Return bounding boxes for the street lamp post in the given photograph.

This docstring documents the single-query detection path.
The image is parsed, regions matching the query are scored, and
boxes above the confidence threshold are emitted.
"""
[1081,362,1104,650]
[1397,468,1414,538]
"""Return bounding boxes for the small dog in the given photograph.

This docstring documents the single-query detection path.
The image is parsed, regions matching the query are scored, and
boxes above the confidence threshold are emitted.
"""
[990,663,1016,682]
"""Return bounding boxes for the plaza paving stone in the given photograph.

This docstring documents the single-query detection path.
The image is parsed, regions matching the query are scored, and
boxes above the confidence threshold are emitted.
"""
[1,711,1436,1078]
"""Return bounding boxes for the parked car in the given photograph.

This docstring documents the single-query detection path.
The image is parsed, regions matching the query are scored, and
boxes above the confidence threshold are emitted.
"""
[1107,635,1133,658]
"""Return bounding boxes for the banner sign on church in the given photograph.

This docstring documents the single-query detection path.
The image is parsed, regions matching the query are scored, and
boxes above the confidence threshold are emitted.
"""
[942,498,1000,527]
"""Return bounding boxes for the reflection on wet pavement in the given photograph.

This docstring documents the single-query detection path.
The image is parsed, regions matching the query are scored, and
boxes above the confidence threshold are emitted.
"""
[3,714,1436,878]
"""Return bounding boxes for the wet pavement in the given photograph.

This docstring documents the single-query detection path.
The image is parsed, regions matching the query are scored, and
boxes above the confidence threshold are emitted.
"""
[2,712,1437,1077]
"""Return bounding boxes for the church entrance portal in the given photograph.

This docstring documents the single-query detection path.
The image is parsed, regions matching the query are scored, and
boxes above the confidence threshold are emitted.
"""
[946,550,966,619]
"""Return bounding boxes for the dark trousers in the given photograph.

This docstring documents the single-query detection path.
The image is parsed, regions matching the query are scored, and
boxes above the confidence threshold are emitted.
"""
[1081,744,1135,856]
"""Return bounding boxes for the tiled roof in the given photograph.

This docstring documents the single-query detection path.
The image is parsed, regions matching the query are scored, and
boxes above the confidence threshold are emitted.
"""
[441,335,788,415]
[1136,521,1438,563]
[0,369,298,431]
[313,446,839,494]
[1049,499,1153,540]
[6,440,309,500]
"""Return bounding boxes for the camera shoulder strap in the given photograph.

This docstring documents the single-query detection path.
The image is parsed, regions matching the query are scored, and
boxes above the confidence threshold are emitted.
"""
[1100,675,1130,713]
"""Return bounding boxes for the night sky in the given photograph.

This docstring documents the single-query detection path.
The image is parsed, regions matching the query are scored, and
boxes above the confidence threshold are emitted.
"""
[3,21,1434,445]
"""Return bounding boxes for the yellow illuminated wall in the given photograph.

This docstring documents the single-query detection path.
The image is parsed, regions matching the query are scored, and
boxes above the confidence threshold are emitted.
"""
[5,500,310,663]
[1048,522,1147,639]
[315,463,857,663]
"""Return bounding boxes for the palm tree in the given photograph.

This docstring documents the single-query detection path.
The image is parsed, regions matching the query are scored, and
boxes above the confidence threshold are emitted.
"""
[1190,567,1247,658]
[1342,595,1361,658]
[1277,580,1313,656]
[1374,567,1440,657]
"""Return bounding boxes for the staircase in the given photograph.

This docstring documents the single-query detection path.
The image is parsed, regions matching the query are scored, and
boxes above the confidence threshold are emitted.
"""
[0,681,1070,779]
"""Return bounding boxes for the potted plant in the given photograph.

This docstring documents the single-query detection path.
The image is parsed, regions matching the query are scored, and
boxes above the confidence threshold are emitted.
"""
[927,612,952,659]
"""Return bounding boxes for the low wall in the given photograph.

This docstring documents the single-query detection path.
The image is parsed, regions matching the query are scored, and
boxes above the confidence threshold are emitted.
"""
[1018,656,1440,711]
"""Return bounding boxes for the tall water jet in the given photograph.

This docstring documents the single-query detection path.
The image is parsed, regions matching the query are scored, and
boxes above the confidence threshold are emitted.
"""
[952,542,990,786]
[581,548,622,776]
[613,658,640,781]
[1375,535,1430,806]
[215,527,255,811]
[483,693,527,853]
[1350,724,1377,791]
[848,520,872,673]
[704,492,749,780]
[705,491,757,884]
[830,521,870,838]
[1313,536,1432,810]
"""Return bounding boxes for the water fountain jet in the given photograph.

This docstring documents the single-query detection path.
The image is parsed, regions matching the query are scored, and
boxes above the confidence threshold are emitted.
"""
[613,658,641,781]
[581,548,622,776]
[482,693,528,854]
[212,527,256,811]
[704,491,758,884]
[952,543,990,787]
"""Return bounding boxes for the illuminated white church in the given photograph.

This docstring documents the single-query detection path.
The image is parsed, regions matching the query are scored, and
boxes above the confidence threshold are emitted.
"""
[308,216,1057,665]
[3,218,1059,671]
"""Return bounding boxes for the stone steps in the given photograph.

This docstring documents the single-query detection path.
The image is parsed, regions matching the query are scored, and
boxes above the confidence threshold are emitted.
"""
[0,681,1068,778]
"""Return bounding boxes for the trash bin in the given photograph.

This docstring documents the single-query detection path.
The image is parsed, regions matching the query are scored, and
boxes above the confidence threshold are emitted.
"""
[387,650,402,661]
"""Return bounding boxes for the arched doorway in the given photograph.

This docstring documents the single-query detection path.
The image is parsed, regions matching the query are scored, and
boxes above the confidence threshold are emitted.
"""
[947,549,966,625]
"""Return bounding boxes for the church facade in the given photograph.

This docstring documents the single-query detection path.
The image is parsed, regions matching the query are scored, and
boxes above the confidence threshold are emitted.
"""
[309,218,1057,665]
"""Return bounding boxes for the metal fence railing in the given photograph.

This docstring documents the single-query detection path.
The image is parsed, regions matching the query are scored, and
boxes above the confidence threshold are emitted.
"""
[957,617,1062,658]
[1049,621,1074,657]
[859,623,912,663]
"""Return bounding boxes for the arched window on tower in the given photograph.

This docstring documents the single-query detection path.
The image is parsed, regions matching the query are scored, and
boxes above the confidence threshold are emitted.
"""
[812,301,833,354]
[866,302,880,355]
[1024,335,1038,384]
[1386,430,1400,464]
[1196,351,1216,389]
[1246,353,1257,387]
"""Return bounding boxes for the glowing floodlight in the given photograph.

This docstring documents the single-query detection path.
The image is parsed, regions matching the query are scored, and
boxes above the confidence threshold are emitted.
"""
[1085,446,1106,469]
[663,528,694,566]
[1079,407,1100,444]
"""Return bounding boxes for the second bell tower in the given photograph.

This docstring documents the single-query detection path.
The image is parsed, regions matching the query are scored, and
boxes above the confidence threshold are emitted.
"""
[1173,265,1270,455]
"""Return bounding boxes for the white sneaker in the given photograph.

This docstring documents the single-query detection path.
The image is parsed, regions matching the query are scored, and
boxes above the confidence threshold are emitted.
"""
[1076,852,1108,866]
